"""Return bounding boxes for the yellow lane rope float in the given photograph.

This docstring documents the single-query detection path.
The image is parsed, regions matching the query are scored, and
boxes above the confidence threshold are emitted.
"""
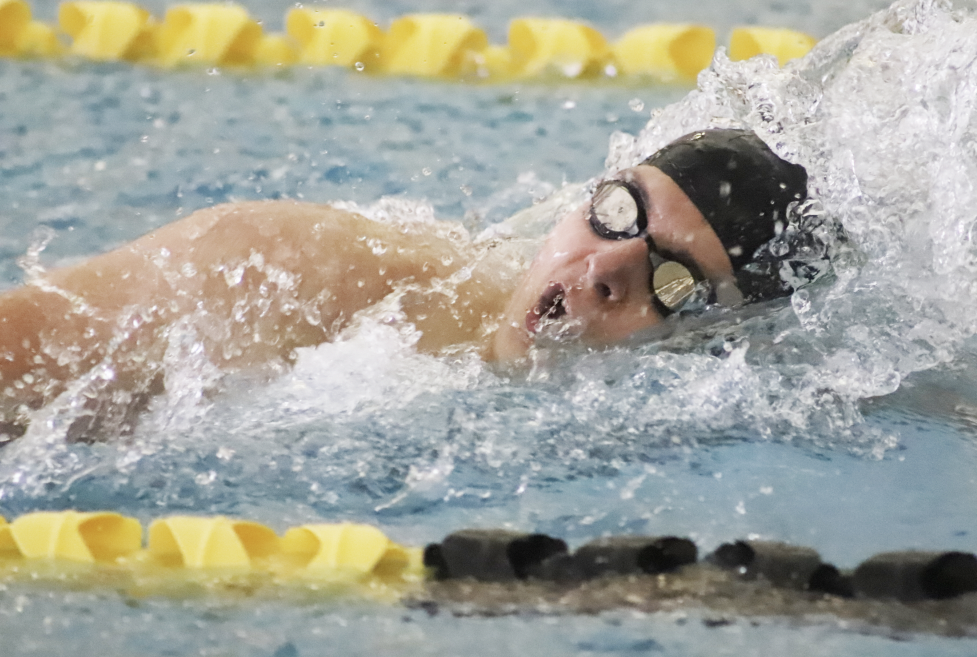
[729,26,818,66]
[58,0,153,61]
[0,0,818,81]
[286,7,381,68]
[380,13,488,78]
[0,0,60,56]
[0,512,424,601]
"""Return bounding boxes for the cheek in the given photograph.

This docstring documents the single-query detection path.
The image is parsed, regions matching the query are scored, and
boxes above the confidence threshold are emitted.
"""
[527,243,578,282]
[582,304,660,343]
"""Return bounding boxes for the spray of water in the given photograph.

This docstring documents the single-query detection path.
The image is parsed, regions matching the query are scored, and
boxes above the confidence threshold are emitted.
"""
[2,0,977,517]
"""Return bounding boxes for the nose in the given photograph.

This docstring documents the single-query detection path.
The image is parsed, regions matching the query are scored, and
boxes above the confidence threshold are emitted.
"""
[584,239,649,302]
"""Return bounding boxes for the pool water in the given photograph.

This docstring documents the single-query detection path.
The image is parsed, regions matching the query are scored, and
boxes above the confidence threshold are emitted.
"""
[5,0,977,654]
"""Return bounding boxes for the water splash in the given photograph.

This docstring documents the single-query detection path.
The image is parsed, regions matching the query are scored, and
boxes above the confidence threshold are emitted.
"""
[15,227,55,282]
[3,0,977,524]
[597,0,977,449]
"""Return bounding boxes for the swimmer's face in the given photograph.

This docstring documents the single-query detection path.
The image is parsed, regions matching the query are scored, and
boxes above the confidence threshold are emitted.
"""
[491,165,741,361]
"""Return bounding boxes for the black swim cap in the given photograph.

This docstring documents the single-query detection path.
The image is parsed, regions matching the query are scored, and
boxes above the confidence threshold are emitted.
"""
[642,129,808,271]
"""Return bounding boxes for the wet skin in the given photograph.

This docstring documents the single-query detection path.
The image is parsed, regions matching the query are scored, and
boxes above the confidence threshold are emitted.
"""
[0,201,516,432]
[0,164,740,435]
[490,165,740,361]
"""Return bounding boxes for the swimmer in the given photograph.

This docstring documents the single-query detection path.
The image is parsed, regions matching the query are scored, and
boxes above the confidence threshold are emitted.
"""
[0,129,808,440]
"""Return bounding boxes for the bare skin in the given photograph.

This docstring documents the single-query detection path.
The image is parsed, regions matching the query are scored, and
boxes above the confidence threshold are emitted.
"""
[0,200,516,438]
[0,164,741,439]
[491,166,740,360]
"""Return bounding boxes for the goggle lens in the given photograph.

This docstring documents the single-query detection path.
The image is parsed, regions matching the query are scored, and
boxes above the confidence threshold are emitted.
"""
[589,180,701,314]
[652,260,696,311]
[591,183,642,238]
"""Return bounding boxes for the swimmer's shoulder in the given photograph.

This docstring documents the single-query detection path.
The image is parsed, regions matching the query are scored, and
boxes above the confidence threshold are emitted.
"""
[164,199,472,279]
[164,199,366,239]
[177,199,450,245]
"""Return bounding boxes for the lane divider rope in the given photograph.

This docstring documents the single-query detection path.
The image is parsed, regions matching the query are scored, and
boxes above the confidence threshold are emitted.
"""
[3,511,977,613]
[0,0,818,81]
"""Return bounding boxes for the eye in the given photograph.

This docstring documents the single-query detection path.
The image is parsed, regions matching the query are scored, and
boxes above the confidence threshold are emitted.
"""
[591,184,642,237]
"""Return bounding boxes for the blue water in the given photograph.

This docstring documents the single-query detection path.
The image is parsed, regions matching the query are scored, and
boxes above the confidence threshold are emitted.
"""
[4,0,977,654]
[6,593,977,657]
[0,64,678,284]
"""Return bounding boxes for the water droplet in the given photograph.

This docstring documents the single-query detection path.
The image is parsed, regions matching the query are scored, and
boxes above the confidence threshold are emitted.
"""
[561,61,584,78]
[223,263,245,286]
[302,305,322,326]
[628,98,645,112]
[195,470,217,485]
[422,167,432,176]
[354,62,365,71]
[366,238,387,255]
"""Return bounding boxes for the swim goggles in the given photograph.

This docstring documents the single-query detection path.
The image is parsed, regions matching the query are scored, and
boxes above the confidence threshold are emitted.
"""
[588,179,702,315]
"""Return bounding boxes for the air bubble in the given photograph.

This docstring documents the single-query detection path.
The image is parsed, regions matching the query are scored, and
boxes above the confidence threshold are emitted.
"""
[561,62,583,78]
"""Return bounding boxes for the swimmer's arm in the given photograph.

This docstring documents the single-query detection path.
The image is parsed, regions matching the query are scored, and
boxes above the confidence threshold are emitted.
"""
[0,200,464,408]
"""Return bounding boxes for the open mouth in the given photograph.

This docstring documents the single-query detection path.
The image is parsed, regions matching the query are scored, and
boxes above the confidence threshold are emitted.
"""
[526,283,568,335]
